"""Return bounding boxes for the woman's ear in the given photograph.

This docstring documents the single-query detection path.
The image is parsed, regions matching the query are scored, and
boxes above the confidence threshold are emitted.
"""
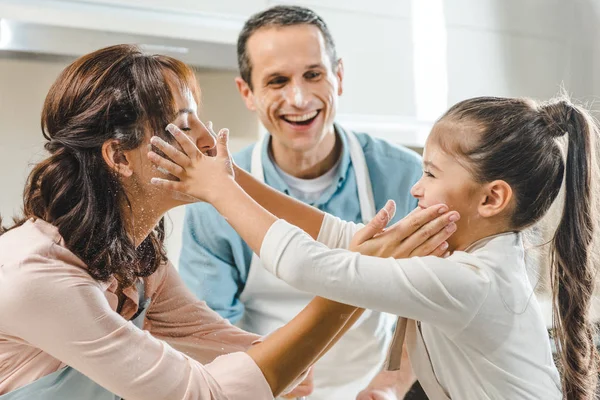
[102,139,133,177]
[478,180,513,218]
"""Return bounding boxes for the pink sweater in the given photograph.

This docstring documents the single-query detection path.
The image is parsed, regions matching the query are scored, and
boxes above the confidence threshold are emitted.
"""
[0,219,273,399]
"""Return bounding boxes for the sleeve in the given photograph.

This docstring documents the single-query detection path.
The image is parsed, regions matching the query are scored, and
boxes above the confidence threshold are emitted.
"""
[146,262,261,364]
[261,220,490,336]
[316,213,364,249]
[0,256,272,400]
[179,202,253,323]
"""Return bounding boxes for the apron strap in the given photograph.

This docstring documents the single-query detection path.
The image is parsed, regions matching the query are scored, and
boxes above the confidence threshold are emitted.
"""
[345,131,376,223]
[384,317,408,371]
[250,134,267,181]
[405,320,452,400]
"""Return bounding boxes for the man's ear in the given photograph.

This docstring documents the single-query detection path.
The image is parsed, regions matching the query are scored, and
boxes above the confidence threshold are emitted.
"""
[102,139,133,177]
[235,77,257,111]
[335,58,344,96]
[478,180,513,218]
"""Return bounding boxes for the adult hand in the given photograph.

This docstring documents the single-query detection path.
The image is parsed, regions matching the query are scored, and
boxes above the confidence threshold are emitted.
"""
[350,200,459,258]
[147,123,236,204]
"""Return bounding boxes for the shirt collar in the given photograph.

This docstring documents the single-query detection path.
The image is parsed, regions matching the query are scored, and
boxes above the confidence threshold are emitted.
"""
[463,231,521,254]
[261,123,354,205]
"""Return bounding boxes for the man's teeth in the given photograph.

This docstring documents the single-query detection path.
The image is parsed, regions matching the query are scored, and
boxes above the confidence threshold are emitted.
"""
[283,111,318,122]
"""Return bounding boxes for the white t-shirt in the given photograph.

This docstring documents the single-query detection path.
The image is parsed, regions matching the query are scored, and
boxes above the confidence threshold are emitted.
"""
[272,156,342,204]
[259,215,562,400]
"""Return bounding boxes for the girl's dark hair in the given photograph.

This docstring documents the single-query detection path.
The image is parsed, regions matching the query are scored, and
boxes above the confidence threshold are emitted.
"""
[438,96,599,399]
[1,44,200,288]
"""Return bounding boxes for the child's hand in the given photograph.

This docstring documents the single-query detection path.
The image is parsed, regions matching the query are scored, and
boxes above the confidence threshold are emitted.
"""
[147,123,236,204]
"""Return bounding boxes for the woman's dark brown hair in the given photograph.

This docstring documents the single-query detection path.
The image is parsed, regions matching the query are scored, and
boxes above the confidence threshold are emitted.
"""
[438,96,599,399]
[0,44,200,288]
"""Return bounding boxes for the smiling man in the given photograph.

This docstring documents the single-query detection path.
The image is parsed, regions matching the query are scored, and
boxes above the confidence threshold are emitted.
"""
[180,5,425,399]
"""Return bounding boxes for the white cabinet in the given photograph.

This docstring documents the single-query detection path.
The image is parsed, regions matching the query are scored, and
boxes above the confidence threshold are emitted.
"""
[72,0,267,18]
[0,0,259,45]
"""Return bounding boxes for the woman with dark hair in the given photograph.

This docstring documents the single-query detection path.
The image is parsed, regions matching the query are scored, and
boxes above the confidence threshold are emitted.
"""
[0,44,413,400]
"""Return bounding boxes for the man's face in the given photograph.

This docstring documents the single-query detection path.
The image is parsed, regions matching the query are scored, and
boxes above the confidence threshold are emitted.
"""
[237,24,343,153]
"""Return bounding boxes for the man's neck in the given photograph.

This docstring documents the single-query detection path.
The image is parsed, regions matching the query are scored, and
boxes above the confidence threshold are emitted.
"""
[270,128,341,179]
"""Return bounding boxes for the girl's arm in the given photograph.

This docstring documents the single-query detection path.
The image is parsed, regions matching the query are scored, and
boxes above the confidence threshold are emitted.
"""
[233,164,455,257]
[148,128,362,395]
[146,127,467,392]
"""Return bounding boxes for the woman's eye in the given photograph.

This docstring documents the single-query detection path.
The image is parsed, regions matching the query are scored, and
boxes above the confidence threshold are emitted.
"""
[180,127,191,132]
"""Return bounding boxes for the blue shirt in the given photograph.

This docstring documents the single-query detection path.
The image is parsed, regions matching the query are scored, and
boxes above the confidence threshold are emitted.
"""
[179,125,423,322]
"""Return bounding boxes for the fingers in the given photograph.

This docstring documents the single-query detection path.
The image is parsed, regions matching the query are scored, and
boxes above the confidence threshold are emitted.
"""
[402,211,459,257]
[384,199,397,221]
[428,239,450,257]
[215,128,231,160]
[169,190,201,203]
[147,150,184,177]
[150,135,190,168]
[165,123,202,159]
[206,121,216,137]
[352,200,396,245]
[390,204,449,241]
[150,178,200,203]
[150,177,184,192]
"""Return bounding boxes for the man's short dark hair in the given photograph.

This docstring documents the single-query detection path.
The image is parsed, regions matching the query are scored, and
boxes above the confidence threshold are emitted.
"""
[237,5,338,90]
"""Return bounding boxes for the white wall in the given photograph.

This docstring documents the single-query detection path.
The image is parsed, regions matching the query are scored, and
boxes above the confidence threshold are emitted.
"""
[0,55,66,218]
[1,0,599,268]
[267,0,599,145]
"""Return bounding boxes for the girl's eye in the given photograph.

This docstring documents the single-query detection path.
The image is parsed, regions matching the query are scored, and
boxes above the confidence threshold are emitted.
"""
[424,171,435,178]
[180,127,191,132]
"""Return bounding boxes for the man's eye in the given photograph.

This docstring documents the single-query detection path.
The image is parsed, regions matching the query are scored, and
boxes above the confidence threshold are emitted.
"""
[305,71,321,79]
[268,77,287,86]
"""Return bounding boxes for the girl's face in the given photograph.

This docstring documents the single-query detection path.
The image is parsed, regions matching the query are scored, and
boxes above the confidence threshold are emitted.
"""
[411,122,488,251]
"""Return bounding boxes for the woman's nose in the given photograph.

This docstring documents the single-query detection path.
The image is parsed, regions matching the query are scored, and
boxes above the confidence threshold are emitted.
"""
[196,121,217,153]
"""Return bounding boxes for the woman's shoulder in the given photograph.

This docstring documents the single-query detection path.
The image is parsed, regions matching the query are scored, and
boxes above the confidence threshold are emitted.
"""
[0,218,87,269]
[0,220,107,335]
[0,219,99,301]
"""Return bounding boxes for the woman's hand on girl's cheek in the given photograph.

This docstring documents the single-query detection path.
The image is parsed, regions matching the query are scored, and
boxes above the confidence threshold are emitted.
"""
[146,123,236,204]
[350,202,459,259]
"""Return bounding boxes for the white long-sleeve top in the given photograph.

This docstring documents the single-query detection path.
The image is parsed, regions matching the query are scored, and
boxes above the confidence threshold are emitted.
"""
[259,215,562,400]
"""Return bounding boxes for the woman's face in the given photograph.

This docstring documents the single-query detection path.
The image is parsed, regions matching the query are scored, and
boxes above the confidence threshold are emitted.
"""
[124,78,216,214]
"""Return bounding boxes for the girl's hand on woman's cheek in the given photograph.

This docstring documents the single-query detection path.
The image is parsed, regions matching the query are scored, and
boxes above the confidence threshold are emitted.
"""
[147,123,236,204]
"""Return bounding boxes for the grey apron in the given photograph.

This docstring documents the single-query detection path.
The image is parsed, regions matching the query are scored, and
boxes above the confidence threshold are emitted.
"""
[0,279,151,400]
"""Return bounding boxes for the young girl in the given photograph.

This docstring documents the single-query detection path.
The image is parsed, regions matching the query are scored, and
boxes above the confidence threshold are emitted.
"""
[149,96,599,399]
